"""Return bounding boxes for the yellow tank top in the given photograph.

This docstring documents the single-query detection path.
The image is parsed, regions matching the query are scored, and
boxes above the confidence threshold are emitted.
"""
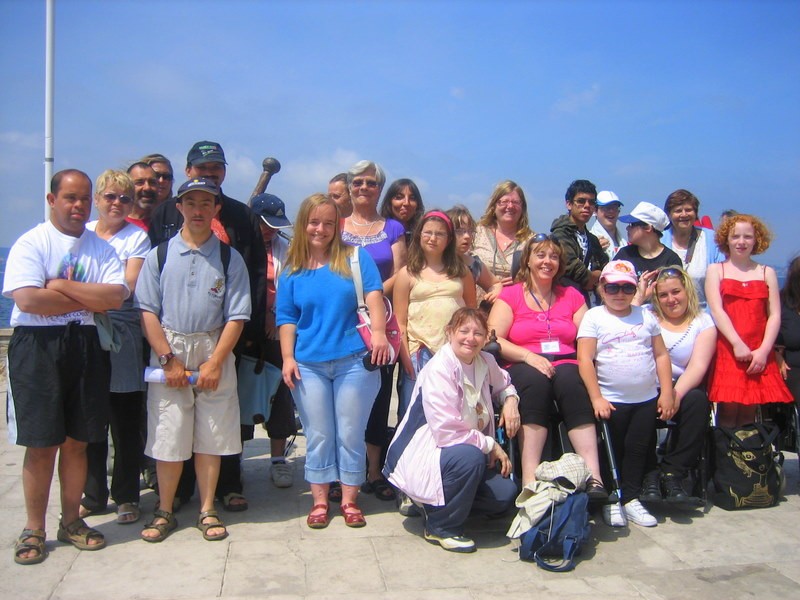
[407,276,465,354]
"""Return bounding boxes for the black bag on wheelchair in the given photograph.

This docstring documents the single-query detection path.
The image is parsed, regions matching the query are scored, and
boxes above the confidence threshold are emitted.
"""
[712,422,783,510]
[518,491,590,572]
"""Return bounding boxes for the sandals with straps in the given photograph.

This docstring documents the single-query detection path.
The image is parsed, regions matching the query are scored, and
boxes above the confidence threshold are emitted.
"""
[57,518,106,551]
[141,509,178,543]
[14,529,48,565]
[196,510,228,541]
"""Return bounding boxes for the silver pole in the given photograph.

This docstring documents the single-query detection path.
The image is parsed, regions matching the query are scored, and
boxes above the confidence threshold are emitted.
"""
[44,0,55,220]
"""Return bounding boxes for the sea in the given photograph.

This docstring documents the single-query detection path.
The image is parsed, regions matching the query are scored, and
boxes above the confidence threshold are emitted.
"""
[0,246,790,329]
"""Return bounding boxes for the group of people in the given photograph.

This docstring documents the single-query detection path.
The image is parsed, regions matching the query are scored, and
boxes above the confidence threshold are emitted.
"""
[4,148,798,564]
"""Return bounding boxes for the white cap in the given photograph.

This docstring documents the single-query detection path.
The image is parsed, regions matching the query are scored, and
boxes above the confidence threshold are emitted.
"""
[619,201,670,233]
[596,190,623,207]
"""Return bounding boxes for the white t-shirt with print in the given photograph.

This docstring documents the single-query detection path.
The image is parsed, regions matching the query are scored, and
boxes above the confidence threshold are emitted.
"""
[86,220,151,263]
[2,221,127,327]
[578,305,662,404]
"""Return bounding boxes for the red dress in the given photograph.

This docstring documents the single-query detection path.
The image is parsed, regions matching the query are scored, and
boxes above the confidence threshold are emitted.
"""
[708,272,793,405]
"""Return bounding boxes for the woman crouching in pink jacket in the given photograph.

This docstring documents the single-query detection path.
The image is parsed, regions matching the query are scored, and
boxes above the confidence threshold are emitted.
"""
[383,307,520,553]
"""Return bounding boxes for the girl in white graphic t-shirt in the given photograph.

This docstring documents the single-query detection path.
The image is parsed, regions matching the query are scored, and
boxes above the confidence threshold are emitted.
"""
[577,260,674,529]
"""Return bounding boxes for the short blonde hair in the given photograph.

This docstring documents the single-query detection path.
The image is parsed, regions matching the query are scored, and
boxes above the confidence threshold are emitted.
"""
[95,169,134,197]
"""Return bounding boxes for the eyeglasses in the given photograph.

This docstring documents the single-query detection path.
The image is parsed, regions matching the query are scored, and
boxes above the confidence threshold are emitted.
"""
[603,283,637,295]
[626,221,648,229]
[351,178,379,189]
[455,228,475,236]
[154,172,173,181]
[571,197,597,207]
[101,192,133,205]
[421,230,448,240]
[497,200,522,208]
[598,204,620,212]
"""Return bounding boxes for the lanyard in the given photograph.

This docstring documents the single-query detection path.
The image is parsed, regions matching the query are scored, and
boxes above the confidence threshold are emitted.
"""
[529,288,553,340]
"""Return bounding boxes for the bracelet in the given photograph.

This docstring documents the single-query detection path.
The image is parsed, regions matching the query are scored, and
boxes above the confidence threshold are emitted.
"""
[523,351,532,363]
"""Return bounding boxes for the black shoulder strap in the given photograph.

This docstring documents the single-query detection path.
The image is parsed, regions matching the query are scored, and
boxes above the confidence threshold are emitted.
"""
[157,239,230,280]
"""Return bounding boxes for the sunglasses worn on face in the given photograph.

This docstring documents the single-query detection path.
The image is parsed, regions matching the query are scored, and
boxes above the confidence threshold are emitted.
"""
[102,192,133,205]
[351,178,379,189]
[154,172,174,181]
[603,283,637,295]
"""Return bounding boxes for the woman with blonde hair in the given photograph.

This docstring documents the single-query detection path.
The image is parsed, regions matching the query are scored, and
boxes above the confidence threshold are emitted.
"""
[277,193,389,528]
[472,181,533,293]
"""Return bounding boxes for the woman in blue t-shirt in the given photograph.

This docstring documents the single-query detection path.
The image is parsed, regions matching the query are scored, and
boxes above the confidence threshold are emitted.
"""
[277,193,389,529]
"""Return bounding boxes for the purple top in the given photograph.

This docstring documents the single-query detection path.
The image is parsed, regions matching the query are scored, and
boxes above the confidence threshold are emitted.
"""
[342,218,405,282]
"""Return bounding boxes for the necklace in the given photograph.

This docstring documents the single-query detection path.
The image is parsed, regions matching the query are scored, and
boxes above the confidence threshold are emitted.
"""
[350,216,380,227]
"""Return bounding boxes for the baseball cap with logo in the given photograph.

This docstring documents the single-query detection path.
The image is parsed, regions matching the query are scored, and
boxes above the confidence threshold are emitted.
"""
[619,201,670,233]
[186,141,227,166]
[600,260,638,286]
[176,177,220,200]
[596,190,623,207]
[251,192,292,229]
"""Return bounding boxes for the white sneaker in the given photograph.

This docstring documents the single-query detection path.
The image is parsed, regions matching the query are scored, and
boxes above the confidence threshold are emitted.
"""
[424,530,476,553]
[624,499,657,527]
[270,461,293,488]
[603,503,625,527]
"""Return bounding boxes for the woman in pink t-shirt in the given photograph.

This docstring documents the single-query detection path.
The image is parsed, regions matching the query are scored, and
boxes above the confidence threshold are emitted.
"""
[488,235,605,499]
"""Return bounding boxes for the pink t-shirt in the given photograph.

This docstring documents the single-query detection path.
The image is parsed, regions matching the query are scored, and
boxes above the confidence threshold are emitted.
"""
[497,283,586,365]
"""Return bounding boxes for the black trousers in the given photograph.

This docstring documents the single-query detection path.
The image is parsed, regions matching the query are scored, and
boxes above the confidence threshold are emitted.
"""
[83,391,145,510]
[659,387,710,478]
[603,398,658,503]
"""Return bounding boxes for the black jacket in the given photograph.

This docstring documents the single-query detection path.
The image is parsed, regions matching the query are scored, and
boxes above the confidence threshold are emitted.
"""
[550,214,608,303]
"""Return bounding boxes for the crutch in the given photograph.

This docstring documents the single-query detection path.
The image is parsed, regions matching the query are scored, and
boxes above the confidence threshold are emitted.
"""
[600,419,628,527]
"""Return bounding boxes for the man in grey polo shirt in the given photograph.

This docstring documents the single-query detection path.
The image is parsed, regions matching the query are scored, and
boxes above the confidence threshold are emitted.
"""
[135,177,251,543]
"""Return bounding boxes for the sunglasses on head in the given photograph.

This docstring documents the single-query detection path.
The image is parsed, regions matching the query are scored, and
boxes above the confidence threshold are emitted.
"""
[603,282,637,295]
[531,233,552,243]
[657,267,684,281]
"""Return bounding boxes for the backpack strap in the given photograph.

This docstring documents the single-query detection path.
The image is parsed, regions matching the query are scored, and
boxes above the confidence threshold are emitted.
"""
[157,239,231,281]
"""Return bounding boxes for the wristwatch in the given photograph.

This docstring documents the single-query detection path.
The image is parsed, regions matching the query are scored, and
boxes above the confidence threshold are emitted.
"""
[158,352,175,366]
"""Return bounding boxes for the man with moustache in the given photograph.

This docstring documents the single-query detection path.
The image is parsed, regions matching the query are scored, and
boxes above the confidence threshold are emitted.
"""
[149,141,265,512]
[4,169,127,564]
[550,179,608,305]
[126,162,159,231]
[141,153,175,206]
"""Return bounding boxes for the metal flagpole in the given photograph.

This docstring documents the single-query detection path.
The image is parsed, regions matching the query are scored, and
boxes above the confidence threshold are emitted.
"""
[44,0,55,220]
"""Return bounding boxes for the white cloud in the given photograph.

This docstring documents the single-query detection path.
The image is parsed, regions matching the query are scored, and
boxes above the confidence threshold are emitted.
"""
[552,84,601,114]
[0,131,41,150]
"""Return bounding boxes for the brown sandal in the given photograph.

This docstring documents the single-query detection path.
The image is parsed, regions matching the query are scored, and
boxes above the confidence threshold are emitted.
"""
[196,510,228,541]
[306,504,329,529]
[341,503,366,528]
[57,518,106,551]
[141,509,178,543]
[14,529,48,565]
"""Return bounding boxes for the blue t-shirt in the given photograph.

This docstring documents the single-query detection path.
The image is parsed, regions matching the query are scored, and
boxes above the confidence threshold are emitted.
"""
[276,246,383,362]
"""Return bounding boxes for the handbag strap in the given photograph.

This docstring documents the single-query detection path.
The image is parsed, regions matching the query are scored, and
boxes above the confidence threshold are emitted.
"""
[350,247,367,308]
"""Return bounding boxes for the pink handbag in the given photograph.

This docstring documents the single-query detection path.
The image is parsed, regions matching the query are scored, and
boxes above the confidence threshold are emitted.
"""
[351,249,402,364]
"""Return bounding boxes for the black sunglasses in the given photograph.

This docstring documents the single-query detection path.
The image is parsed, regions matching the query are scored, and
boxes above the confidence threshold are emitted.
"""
[603,283,637,295]
[102,192,133,205]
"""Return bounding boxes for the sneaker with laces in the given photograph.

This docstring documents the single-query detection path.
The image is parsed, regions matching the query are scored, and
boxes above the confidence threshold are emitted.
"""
[602,503,625,527]
[624,499,657,527]
[424,530,476,553]
[270,461,293,488]
[396,491,421,517]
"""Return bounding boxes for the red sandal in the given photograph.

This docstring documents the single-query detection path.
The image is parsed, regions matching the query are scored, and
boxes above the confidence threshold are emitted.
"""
[306,504,329,529]
[340,502,366,528]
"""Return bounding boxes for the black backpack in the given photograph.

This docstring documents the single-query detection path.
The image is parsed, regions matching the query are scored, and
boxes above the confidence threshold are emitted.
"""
[518,491,591,572]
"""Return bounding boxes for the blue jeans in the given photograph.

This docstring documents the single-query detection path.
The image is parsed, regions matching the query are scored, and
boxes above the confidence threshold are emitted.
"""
[398,346,434,421]
[292,352,380,486]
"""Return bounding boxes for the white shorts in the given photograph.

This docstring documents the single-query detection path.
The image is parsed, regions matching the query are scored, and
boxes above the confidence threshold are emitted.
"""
[145,328,242,462]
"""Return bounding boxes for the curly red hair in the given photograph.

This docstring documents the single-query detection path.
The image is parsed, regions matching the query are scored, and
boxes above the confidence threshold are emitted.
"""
[714,213,772,256]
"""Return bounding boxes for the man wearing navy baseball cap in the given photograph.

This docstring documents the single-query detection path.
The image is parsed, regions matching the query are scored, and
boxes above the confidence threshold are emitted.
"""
[148,141,267,513]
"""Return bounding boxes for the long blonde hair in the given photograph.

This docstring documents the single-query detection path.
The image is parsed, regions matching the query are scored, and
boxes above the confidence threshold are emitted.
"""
[477,180,532,242]
[284,193,352,278]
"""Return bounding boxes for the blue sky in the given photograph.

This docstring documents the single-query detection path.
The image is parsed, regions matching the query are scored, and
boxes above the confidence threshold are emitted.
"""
[1,0,798,265]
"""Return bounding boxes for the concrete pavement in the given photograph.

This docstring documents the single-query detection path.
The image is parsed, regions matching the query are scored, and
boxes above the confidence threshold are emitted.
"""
[1,382,799,598]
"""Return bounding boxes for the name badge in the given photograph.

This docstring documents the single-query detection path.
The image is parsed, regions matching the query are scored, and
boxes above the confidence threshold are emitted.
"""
[540,340,560,354]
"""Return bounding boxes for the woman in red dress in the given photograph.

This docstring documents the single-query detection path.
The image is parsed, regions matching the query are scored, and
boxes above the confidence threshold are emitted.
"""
[705,214,792,427]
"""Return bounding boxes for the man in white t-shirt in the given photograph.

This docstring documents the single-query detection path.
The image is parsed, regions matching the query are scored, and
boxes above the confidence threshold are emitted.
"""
[3,169,127,565]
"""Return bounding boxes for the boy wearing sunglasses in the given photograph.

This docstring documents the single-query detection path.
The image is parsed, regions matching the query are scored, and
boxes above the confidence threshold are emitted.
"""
[615,202,683,303]
[577,260,674,528]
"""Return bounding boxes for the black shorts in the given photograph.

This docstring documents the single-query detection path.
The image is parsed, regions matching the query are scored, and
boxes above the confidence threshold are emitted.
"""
[7,323,111,447]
